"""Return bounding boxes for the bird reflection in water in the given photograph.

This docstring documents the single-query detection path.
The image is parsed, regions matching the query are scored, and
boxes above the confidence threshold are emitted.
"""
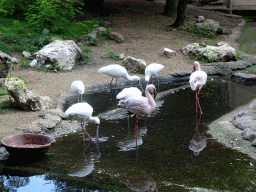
[189,113,207,156]
[68,137,101,177]
[120,144,157,191]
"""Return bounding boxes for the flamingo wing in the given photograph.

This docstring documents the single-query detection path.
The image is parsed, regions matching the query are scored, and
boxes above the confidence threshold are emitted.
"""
[65,103,93,119]
[189,71,207,91]
[97,64,127,78]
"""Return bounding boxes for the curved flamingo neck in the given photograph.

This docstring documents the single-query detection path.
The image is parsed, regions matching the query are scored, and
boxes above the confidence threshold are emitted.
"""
[125,74,136,81]
[145,87,156,109]
[194,62,201,71]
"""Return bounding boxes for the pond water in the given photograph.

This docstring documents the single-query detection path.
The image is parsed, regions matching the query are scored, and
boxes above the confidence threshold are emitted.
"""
[1,77,256,191]
[238,22,256,56]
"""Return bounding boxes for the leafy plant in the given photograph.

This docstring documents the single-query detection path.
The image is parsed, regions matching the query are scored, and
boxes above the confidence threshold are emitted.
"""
[100,28,113,37]
[79,54,89,65]
[25,0,83,33]
[0,41,11,55]
[236,51,243,60]
[105,48,119,60]
[19,58,31,69]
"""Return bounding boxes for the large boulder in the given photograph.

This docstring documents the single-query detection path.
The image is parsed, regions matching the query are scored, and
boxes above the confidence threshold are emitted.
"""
[0,51,12,78]
[4,77,53,111]
[195,19,224,34]
[182,41,236,62]
[121,56,147,74]
[31,40,82,70]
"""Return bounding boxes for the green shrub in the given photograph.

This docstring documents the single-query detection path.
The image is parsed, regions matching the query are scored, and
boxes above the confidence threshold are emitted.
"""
[25,0,83,33]
[0,41,11,55]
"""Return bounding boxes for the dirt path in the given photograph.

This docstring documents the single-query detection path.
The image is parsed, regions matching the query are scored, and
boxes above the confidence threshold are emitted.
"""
[0,1,243,139]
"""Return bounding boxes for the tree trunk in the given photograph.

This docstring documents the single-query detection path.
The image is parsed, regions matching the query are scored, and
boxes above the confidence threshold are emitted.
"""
[164,0,177,17]
[169,0,188,28]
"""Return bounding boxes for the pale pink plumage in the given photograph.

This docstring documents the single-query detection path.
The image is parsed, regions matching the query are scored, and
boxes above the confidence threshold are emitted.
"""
[189,61,207,114]
[117,84,156,117]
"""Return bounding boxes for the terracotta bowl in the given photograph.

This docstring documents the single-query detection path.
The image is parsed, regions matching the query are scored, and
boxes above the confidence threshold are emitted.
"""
[1,133,56,157]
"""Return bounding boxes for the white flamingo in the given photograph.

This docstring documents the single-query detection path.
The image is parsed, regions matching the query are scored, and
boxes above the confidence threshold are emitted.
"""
[65,102,100,141]
[145,63,164,87]
[189,61,207,114]
[117,84,156,146]
[116,87,142,100]
[97,64,141,89]
[71,80,85,102]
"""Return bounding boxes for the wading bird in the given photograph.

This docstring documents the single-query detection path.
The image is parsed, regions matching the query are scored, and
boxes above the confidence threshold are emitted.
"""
[65,102,100,141]
[145,63,164,88]
[97,64,142,90]
[117,84,156,146]
[189,61,207,114]
[71,80,85,102]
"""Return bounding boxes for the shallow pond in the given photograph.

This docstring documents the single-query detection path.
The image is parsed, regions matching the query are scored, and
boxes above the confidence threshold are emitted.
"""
[238,22,256,56]
[1,77,256,191]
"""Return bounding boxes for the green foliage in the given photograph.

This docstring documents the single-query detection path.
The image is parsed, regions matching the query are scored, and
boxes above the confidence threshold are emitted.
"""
[188,24,216,39]
[236,51,242,60]
[191,44,219,63]
[100,28,113,37]
[0,0,34,18]
[0,41,10,55]
[243,16,256,22]
[104,48,119,60]
[25,0,83,33]
[79,54,89,65]
[19,58,31,69]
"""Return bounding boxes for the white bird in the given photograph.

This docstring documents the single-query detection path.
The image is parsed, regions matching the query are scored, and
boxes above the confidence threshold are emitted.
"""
[116,87,142,100]
[117,84,157,146]
[97,64,142,89]
[145,63,164,87]
[65,102,100,141]
[71,80,85,102]
[189,61,207,114]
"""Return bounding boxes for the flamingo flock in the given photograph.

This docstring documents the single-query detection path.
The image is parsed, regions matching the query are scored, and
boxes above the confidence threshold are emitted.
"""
[65,61,207,145]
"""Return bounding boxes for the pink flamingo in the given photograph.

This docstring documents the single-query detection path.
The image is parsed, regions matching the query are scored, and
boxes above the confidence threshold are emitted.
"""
[189,61,207,114]
[117,84,156,146]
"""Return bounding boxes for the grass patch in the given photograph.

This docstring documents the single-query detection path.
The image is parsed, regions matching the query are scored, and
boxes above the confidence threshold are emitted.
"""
[104,48,119,60]
[235,65,256,73]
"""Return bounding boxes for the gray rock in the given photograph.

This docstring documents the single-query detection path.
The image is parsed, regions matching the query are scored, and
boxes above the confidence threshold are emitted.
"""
[163,48,176,58]
[22,51,32,59]
[15,122,42,134]
[241,128,256,141]
[232,73,256,84]
[37,113,62,130]
[195,19,223,33]
[5,77,53,111]
[119,53,125,60]
[97,26,107,33]
[109,32,125,43]
[197,16,205,22]
[11,57,18,64]
[121,56,147,74]
[182,41,236,62]
[33,40,82,70]
[39,108,67,119]
[0,50,12,78]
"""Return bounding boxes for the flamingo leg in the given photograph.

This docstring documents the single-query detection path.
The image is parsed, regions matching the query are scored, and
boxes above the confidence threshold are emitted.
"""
[110,77,114,86]
[81,120,93,141]
[156,75,160,91]
[196,90,203,114]
[135,116,140,147]
[151,77,153,84]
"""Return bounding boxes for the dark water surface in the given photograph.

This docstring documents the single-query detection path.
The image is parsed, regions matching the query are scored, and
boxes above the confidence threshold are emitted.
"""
[1,77,256,191]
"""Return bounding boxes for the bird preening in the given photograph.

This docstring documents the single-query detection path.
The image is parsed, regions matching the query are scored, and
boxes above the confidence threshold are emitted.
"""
[189,61,207,114]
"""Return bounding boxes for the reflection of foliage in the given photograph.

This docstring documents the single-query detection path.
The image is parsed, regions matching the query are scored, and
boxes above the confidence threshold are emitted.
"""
[200,81,218,99]
[0,175,29,190]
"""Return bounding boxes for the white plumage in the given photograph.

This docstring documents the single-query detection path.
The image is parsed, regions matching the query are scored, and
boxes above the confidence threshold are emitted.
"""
[65,102,100,141]
[98,64,141,85]
[189,61,207,114]
[116,87,142,100]
[145,63,164,84]
[65,103,99,124]
[71,80,85,94]
[189,61,207,92]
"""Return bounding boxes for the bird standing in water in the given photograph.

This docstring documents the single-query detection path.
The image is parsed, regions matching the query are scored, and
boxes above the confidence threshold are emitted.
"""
[117,84,157,146]
[145,63,164,89]
[71,80,85,102]
[97,64,142,90]
[65,102,100,141]
[189,61,207,114]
